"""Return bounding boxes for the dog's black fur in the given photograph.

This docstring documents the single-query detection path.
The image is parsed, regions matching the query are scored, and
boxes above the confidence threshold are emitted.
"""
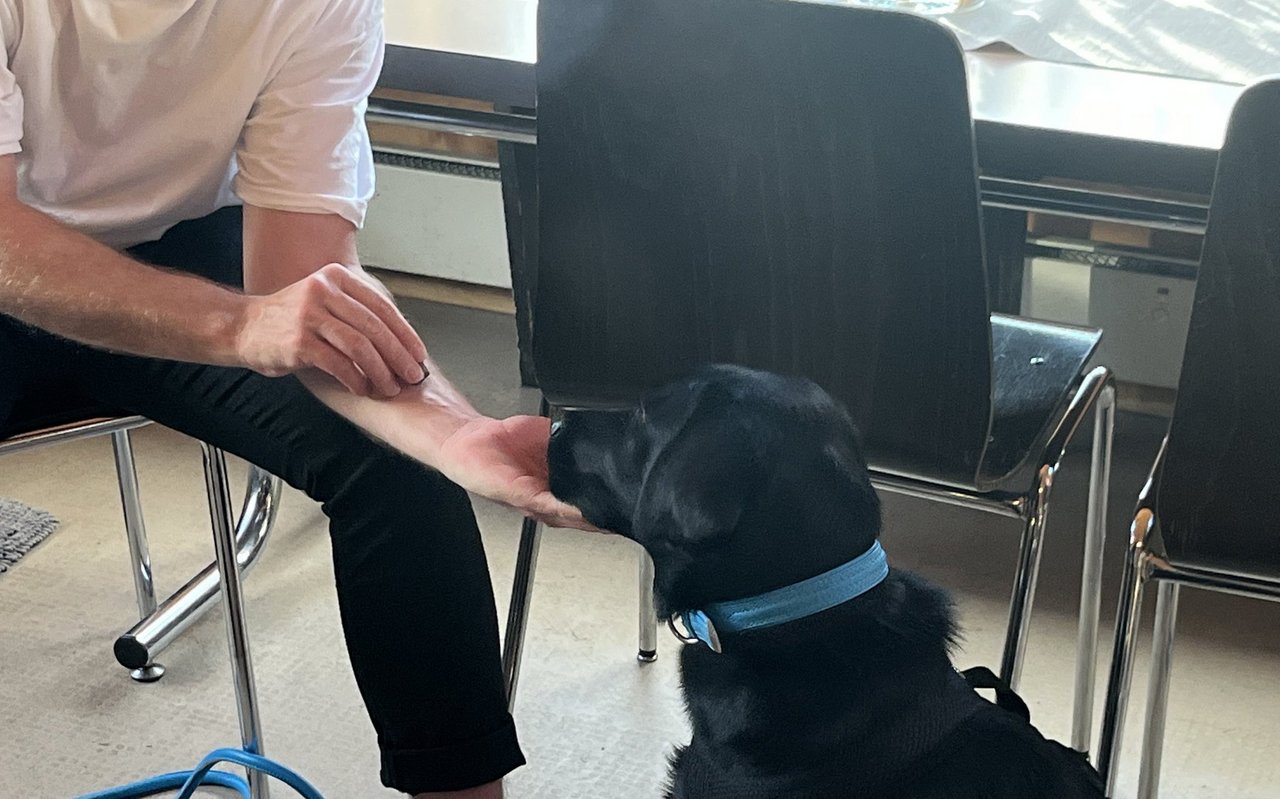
[549,365,1105,798]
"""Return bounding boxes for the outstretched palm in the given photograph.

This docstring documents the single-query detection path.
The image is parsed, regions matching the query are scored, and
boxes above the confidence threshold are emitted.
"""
[438,414,598,531]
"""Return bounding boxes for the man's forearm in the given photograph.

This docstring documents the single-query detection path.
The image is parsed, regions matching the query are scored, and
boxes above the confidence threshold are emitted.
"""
[0,194,488,483]
[241,203,473,464]
[242,204,586,527]
[0,199,245,364]
[299,354,480,468]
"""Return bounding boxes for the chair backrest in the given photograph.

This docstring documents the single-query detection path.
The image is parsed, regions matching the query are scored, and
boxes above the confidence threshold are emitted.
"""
[1157,78,1280,578]
[533,0,994,486]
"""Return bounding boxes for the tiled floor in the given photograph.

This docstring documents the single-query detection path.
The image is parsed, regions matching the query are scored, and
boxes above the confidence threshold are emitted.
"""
[2,300,1277,798]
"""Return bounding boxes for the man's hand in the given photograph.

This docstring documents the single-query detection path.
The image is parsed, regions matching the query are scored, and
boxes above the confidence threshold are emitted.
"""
[242,206,599,532]
[235,263,428,397]
[437,414,600,531]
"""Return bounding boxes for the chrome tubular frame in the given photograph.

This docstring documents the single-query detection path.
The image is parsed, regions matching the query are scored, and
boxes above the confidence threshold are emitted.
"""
[501,397,551,710]
[1099,506,1280,796]
[638,550,658,662]
[1098,505,1156,792]
[1,415,282,684]
[1073,378,1116,753]
[502,515,543,711]
[872,473,1024,519]
[1001,462,1057,689]
[110,429,165,682]
[0,415,149,456]
[1151,562,1280,602]
[203,444,269,799]
[1000,368,1115,721]
[114,465,281,676]
[1137,580,1179,799]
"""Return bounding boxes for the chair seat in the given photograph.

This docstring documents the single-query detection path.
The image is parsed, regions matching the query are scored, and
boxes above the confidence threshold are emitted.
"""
[0,380,124,440]
[979,314,1102,493]
[543,313,1103,499]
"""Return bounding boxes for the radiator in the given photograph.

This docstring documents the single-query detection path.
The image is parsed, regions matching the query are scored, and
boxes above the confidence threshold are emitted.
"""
[1021,253,1195,389]
[357,151,512,289]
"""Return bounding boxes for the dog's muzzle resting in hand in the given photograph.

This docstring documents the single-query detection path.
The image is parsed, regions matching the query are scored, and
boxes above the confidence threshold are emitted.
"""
[548,365,1104,799]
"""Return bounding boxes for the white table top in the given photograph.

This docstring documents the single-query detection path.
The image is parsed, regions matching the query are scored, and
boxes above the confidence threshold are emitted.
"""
[965,51,1239,151]
[384,0,1242,151]
[944,0,1279,85]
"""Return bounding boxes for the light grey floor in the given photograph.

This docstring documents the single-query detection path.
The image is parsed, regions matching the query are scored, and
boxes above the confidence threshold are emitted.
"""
[2,300,1277,798]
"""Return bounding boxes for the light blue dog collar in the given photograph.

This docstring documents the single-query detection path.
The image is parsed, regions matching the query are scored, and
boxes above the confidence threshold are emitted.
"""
[670,540,889,653]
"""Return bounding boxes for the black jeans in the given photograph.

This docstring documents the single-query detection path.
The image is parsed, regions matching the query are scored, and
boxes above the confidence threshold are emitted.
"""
[0,207,525,794]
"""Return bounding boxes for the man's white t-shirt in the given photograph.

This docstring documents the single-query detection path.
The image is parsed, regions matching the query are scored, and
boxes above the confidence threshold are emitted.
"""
[0,0,382,249]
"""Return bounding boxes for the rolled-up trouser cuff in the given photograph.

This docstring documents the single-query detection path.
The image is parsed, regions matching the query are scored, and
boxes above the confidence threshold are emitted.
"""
[381,714,526,795]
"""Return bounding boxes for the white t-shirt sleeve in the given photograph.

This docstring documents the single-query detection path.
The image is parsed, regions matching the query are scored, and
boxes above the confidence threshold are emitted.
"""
[0,5,23,156]
[234,0,384,228]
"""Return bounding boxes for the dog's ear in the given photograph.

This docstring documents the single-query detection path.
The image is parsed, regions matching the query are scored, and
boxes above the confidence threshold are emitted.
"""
[631,414,765,549]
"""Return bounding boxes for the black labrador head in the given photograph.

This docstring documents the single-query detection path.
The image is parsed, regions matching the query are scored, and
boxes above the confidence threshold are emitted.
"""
[548,364,881,618]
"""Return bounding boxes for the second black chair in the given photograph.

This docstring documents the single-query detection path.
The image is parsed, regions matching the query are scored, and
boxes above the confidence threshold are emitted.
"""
[1097,78,1280,799]
[502,0,1115,756]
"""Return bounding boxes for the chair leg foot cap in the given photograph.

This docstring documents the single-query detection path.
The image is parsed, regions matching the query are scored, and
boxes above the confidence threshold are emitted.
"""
[130,663,166,683]
[637,650,658,663]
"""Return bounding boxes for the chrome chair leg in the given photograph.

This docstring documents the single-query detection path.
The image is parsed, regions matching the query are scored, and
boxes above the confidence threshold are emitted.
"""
[203,444,268,799]
[1099,508,1156,794]
[1000,462,1056,690]
[502,516,543,711]
[638,549,658,662]
[110,429,165,683]
[502,396,552,710]
[1138,581,1179,799]
[1073,381,1116,754]
[114,467,280,673]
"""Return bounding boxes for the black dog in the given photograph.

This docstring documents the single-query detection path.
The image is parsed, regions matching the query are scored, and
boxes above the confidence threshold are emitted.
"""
[549,365,1105,798]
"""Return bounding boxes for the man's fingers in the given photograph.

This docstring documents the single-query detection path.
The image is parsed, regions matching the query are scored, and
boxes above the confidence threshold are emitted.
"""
[325,289,425,386]
[538,512,605,533]
[525,493,603,532]
[334,268,429,363]
[316,319,401,398]
[305,338,373,397]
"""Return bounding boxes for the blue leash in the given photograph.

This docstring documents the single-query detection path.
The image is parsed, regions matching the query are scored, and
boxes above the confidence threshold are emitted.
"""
[75,748,325,799]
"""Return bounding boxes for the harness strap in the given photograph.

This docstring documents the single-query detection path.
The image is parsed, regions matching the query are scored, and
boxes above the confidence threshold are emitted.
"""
[960,665,1031,722]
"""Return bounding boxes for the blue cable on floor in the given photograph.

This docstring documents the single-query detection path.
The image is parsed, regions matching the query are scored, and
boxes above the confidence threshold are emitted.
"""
[75,747,325,799]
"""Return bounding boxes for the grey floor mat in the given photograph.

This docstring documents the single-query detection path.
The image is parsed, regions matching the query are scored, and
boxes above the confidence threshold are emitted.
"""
[0,498,59,573]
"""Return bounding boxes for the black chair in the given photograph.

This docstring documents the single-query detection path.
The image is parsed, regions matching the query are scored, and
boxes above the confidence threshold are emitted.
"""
[501,0,1116,754]
[1097,78,1280,798]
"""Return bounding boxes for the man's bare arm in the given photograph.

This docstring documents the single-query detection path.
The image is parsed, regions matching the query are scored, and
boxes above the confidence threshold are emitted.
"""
[0,154,424,396]
[240,205,477,459]
[242,204,593,529]
[0,154,245,364]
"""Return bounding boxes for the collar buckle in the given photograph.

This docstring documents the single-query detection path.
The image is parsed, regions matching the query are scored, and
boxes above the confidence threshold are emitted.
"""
[667,611,723,653]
